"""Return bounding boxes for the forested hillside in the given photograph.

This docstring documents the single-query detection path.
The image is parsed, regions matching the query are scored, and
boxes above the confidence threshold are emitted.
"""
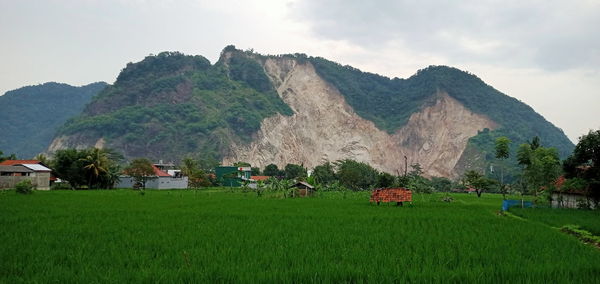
[48,47,573,178]
[0,82,107,158]
[309,58,574,180]
[56,51,292,162]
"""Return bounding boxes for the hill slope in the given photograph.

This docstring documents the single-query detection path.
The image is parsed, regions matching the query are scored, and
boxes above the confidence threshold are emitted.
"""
[50,51,292,163]
[0,82,107,158]
[48,47,573,178]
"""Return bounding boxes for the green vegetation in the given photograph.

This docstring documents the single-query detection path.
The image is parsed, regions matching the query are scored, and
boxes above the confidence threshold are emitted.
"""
[517,139,562,192]
[563,129,600,202]
[123,158,155,189]
[1,190,599,282]
[309,59,573,178]
[0,82,107,158]
[308,57,435,132]
[14,180,34,194]
[58,51,292,162]
[52,148,122,189]
[511,207,600,235]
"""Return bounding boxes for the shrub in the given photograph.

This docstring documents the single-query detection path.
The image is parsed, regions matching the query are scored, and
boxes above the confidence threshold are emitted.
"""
[15,180,34,194]
[50,182,72,190]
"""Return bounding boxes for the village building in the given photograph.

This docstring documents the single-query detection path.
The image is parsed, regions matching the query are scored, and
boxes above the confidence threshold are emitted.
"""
[290,181,315,197]
[117,161,188,189]
[215,166,252,187]
[0,160,52,190]
[550,176,597,209]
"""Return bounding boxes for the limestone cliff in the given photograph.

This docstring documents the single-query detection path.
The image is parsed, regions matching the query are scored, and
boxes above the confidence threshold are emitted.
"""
[44,48,573,178]
[223,57,497,177]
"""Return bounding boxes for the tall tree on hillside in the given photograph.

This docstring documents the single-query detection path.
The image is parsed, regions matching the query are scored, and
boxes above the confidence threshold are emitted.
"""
[495,136,511,199]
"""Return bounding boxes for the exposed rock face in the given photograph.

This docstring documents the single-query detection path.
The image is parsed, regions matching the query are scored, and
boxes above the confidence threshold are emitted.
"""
[223,58,497,177]
[47,134,105,153]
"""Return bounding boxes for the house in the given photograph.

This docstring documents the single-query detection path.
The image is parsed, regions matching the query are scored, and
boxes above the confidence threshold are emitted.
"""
[117,162,188,189]
[0,165,34,189]
[0,160,52,190]
[550,176,596,209]
[215,166,252,187]
[290,181,315,197]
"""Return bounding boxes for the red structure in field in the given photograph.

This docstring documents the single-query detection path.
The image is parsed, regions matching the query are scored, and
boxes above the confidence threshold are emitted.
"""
[370,188,412,205]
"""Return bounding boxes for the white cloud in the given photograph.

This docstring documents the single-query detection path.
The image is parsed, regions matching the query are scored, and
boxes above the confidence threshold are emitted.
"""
[0,0,597,142]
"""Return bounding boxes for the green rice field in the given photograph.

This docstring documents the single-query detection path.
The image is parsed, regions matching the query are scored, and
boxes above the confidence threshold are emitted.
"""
[1,189,599,282]
[511,206,600,235]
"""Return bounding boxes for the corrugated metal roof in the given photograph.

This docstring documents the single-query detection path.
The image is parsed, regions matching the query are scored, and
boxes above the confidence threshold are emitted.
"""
[0,165,33,173]
[21,164,51,172]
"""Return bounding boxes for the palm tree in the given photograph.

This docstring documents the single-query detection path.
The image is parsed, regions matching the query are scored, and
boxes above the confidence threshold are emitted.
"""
[79,148,109,189]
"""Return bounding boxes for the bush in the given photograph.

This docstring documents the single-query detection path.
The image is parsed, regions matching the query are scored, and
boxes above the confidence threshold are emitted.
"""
[50,182,72,190]
[15,180,34,194]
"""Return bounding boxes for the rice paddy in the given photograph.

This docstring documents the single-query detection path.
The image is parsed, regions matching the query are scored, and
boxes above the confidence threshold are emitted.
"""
[1,189,599,282]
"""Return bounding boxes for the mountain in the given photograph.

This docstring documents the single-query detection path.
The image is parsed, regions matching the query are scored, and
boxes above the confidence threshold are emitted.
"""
[47,47,573,178]
[0,82,107,158]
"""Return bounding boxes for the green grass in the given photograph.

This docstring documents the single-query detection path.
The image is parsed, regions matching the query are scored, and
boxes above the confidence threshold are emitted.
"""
[511,206,600,235]
[1,190,599,282]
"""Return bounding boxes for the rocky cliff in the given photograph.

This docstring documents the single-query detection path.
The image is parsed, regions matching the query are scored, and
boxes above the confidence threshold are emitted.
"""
[46,47,573,178]
[223,57,496,177]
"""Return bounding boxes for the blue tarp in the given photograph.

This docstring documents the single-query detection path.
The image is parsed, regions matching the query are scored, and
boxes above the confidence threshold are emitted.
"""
[502,200,533,211]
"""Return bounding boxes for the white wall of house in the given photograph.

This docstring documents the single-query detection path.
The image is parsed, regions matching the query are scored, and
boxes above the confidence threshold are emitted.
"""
[116,176,188,189]
[551,193,597,209]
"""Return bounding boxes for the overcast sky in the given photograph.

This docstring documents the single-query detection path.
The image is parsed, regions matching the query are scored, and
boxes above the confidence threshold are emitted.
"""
[1,0,598,142]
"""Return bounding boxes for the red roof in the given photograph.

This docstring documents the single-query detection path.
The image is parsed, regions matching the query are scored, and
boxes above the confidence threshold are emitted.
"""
[251,176,270,181]
[0,160,42,166]
[152,165,172,177]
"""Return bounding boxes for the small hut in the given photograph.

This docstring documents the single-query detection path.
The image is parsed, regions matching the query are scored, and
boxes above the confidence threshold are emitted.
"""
[290,181,315,197]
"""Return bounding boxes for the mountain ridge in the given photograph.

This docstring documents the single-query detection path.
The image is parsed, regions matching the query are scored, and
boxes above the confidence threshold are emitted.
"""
[0,81,107,158]
[44,47,573,178]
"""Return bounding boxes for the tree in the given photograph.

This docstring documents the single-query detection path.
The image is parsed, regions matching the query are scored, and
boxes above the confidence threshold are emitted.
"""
[376,172,396,188]
[564,129,600,202]
[233,161,251,167]
[430,177,453,192]
[52,149,88,188]
[495,136,511,199]
[0,151,17,162]
[312,162,336,185]
[79,148,110,189]
[251,167,261,176]
[181,157,210,188]
[263,164,281,177]
[34,153,50,166]
[530,136,541,150]
[123,158,155,189]
[463,170,496,197]
[284,163,307,180]
[517,140,561,194]
[335,159,378,190]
